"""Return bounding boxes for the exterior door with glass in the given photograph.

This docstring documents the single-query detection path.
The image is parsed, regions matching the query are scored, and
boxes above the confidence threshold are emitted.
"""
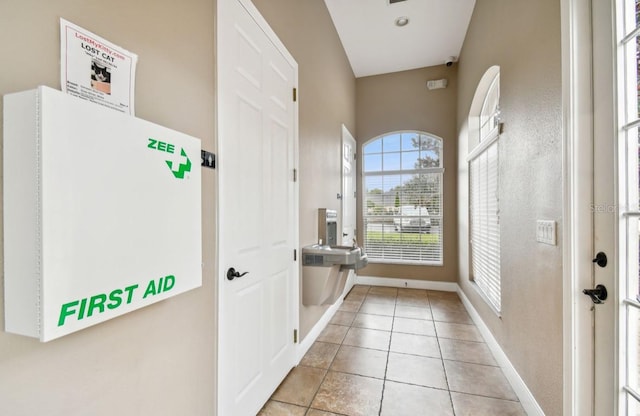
[612,1,640,413]
[590,0,640,414]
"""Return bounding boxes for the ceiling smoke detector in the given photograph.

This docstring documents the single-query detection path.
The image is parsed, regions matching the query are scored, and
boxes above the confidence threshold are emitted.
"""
[395,16,410,27]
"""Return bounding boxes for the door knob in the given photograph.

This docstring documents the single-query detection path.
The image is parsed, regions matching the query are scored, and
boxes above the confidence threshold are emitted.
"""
[592,252,608,268]
[582,284,608,304]
[227,267,249,281]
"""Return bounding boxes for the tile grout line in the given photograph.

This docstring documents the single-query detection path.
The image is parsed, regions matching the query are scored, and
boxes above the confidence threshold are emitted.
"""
[445,389,525,403]
[429,292,458,416]
[377,293,397,416]
[305,323,345,414]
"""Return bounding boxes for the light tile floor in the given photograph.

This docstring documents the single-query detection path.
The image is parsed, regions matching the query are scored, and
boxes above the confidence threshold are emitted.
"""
[259,285,527,416]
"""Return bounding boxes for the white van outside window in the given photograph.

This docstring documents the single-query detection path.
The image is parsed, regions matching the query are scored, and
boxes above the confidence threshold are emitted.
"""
[393,205,431,233]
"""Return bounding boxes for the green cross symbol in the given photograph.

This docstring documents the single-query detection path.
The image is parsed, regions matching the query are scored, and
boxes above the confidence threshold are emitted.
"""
[165,148,192,179]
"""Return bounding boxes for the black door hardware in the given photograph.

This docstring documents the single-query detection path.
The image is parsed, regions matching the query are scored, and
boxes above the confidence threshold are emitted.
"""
[582,284,608,304]
[227,268,249,281]
[592,252,608,268]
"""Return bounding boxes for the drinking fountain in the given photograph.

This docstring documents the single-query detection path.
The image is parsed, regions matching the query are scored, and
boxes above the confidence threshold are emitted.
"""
[301,209,368,305]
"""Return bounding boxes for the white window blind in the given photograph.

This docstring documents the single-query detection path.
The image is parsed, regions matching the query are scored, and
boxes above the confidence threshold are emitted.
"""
[470,140,500,312]
[362,132,443,265]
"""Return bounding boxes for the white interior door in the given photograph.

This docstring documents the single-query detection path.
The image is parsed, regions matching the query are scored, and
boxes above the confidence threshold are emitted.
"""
[217,0,299,414]
[341,125,356,246]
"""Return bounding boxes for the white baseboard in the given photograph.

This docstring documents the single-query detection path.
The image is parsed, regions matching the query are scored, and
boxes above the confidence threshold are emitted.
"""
[355,275,458,292]
[296,297,343,363]
[457,288,545,416]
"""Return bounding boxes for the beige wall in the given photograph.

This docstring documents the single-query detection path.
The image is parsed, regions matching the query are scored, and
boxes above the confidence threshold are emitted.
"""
[456,0,563,414]
[356,66,458,282]
[252,0,356,340]
[0,0,354,412]
[0,0,217,415]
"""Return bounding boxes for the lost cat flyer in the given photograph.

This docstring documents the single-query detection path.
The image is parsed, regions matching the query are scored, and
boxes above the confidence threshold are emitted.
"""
[60,18,138,115]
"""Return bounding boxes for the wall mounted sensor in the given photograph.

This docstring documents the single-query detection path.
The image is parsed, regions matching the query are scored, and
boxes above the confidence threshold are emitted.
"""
[427,79,448,90]
[445,56,458,67]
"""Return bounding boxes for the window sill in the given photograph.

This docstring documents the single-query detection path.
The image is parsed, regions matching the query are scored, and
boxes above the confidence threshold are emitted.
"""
[368,259,444,267]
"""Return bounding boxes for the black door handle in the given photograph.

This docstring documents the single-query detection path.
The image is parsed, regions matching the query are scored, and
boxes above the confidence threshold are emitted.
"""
[227,267,249,281]
[583,284,608,304]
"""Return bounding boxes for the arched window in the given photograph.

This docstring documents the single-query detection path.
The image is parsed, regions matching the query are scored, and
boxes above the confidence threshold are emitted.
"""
[480,73,500,143]
[362,131,443,265]
[468,67,501,313]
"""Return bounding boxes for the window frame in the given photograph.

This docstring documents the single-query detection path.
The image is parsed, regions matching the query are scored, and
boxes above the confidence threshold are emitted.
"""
[361,130,444,266]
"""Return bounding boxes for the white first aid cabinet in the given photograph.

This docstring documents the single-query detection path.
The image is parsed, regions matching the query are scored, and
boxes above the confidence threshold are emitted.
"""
[3,86,202,342]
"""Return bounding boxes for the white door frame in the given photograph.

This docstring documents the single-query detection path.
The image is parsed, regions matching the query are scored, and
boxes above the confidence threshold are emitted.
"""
[592,1,617,414]
[562,0,595,414]
[341,124,357,293]
[215,0,300,413]
[341,123,356,247]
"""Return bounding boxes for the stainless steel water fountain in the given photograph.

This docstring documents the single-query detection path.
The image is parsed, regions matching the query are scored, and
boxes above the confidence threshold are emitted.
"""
[301,209,368,305]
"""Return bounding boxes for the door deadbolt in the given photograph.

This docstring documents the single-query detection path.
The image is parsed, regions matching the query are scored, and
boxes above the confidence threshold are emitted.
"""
[592,252,607,268]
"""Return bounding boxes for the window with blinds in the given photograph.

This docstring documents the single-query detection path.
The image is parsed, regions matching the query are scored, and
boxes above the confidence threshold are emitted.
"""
[469,72,501,313]
[470,141,500,311]
[616,1,640,412]
[362,132,443,265]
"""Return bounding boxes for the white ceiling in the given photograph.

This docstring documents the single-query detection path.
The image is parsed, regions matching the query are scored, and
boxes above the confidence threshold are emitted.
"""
[324,0,476,78]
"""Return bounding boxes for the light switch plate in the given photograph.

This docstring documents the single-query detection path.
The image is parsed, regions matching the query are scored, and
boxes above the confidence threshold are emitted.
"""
[536,220,556,245]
